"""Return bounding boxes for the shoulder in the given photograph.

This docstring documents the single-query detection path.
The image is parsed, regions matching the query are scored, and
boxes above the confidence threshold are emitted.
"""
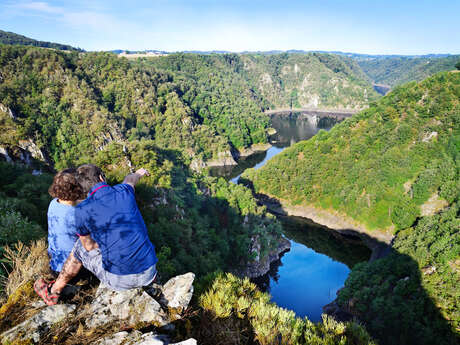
[113,183,135,194]
[48,198,71,214]
[48,198,59,208]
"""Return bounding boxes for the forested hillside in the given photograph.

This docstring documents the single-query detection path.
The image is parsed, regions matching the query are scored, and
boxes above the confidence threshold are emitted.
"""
[0,30,82,51]
[137,53,270,149]
[244,72,460,344]
[0,44,287,287]
[0,45,245,166]
[241,53,379,110]
[0,44,378,344]
[245,72,459,232]
[357,55,460,87]
[147,52,380,112]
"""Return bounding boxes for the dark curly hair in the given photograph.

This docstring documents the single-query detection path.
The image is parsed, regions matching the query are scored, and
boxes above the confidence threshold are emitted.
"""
[48,168,84,201]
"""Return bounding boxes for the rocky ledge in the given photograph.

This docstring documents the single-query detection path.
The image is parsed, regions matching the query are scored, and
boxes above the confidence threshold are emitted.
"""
[0,273,196,345]
[238,236,291,278]
[235,143,272,159]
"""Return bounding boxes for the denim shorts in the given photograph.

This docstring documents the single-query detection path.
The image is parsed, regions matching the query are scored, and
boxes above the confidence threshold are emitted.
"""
[71,240,157,291]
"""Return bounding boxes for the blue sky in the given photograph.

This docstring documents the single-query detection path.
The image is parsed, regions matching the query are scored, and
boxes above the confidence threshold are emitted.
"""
[1,0,459,54]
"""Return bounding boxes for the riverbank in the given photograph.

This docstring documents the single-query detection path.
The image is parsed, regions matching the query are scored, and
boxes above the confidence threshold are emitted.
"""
[236,143,272,159]
[254,192,394,259]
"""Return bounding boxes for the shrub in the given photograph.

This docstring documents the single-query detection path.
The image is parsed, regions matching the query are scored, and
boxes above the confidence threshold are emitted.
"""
[201,273,375,345]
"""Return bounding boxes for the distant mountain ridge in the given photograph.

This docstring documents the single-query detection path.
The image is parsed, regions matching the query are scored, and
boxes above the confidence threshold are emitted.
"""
[0,29,83,51]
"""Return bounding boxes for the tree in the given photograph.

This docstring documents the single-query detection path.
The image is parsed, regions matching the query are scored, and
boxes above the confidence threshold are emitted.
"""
[456,60,460,70]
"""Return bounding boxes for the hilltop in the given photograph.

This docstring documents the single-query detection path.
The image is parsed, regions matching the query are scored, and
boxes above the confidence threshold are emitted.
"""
[143,52,379,113]
[356,55,460,87]
[0,30,83,51]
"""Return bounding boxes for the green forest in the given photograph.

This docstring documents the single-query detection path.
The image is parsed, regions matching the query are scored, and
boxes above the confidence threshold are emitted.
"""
[357,55,460,87]
[245,72,459,232]
[240,53,379,110]
[0,30,82,51]
[1,41,459,345]
[244,72,460,344]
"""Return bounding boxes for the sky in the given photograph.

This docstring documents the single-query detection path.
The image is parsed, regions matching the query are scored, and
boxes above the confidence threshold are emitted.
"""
[1,0,459,54]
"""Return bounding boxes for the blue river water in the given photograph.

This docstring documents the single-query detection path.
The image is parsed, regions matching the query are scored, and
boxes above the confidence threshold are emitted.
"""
[225,113,369,322]
[262,241,350,322]
[230,146,284,184]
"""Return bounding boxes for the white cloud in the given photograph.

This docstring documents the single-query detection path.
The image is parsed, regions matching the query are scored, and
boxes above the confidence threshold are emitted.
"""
[15,1,64,14]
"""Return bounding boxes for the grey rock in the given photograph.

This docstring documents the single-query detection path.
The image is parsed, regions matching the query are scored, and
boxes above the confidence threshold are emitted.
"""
[0,103,15,119]
[171,339,197,345]
[18,139,47,163]
[0,147,12,163]
[86,273,195,329]
[86,285,169,329]
[95,331,133,345]
[95,330,197,345]
[238,237,291,278]
[30,300,47,308]
[162,272,195,316]
[422,131,438,142]
[95,330,167,345]
[422,265,437,275]
[0,304,76,344]
[205,151,237,167]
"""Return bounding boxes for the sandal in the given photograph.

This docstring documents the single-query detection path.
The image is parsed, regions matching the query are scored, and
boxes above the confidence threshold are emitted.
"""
[34,278,60,306]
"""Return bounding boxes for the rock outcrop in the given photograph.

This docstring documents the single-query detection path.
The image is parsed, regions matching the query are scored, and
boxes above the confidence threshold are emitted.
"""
[236,143,272,159]
[87,273,195,329]
[86,285,170,329]
[1,304,76,344]
[95,330,197,345]
[203,151,237,167]
[238,237,291,278]
[0,273,196,344]
[0,140,52,167]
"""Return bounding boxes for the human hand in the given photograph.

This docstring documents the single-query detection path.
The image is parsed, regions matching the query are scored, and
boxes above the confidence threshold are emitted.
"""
[135,168,150,177]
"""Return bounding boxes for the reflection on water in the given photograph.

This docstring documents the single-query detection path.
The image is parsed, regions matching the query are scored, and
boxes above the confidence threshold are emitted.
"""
[211,112,370,322]
[209,113,339,183]
[255,241,349,322]
[253,217,371,322]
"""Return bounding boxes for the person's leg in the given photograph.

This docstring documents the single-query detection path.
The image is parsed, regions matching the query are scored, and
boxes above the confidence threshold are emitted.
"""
[50,252,82,294]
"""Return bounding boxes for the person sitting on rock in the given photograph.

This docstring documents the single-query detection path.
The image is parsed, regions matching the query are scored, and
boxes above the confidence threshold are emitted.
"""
[47,168,85,274]
[34,164,158,305]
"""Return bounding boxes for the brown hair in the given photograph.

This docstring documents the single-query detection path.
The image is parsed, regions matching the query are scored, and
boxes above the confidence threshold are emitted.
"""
[76,164,105,194]
[48,168,84,201]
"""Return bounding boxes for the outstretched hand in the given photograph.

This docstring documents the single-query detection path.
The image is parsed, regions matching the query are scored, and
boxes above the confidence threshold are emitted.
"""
[135,168,150,177]
[123,167,150,188]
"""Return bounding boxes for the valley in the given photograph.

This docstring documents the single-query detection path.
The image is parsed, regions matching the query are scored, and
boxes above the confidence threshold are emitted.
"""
[0,38,458,345]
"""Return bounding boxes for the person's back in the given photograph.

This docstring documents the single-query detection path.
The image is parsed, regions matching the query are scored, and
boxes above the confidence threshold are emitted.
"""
[35,164,158,305]
[47,169,84,273]
[75,182,156,275]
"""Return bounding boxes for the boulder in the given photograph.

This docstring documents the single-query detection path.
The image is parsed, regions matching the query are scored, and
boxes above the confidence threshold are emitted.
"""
[0,304,76,344]
[95,330,197,345]
[86,273,195,329]
[161,272,195,317]
[86,285,169,329]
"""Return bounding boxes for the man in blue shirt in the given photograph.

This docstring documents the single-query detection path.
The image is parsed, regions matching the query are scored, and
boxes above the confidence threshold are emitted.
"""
[35,164,158,305]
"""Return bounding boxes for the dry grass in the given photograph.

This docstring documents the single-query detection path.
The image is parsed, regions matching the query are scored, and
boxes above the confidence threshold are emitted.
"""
[0,240,51,332]
[2,239,50,299]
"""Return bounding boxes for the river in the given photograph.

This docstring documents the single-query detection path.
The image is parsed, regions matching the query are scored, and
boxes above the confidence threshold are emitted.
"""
[213,112,371,322]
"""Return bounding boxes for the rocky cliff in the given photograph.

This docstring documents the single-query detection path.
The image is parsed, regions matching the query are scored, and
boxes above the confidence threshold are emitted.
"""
[0,273,196,345]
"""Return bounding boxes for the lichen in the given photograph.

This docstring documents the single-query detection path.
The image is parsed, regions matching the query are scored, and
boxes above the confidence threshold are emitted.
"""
[0,281,36,333]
